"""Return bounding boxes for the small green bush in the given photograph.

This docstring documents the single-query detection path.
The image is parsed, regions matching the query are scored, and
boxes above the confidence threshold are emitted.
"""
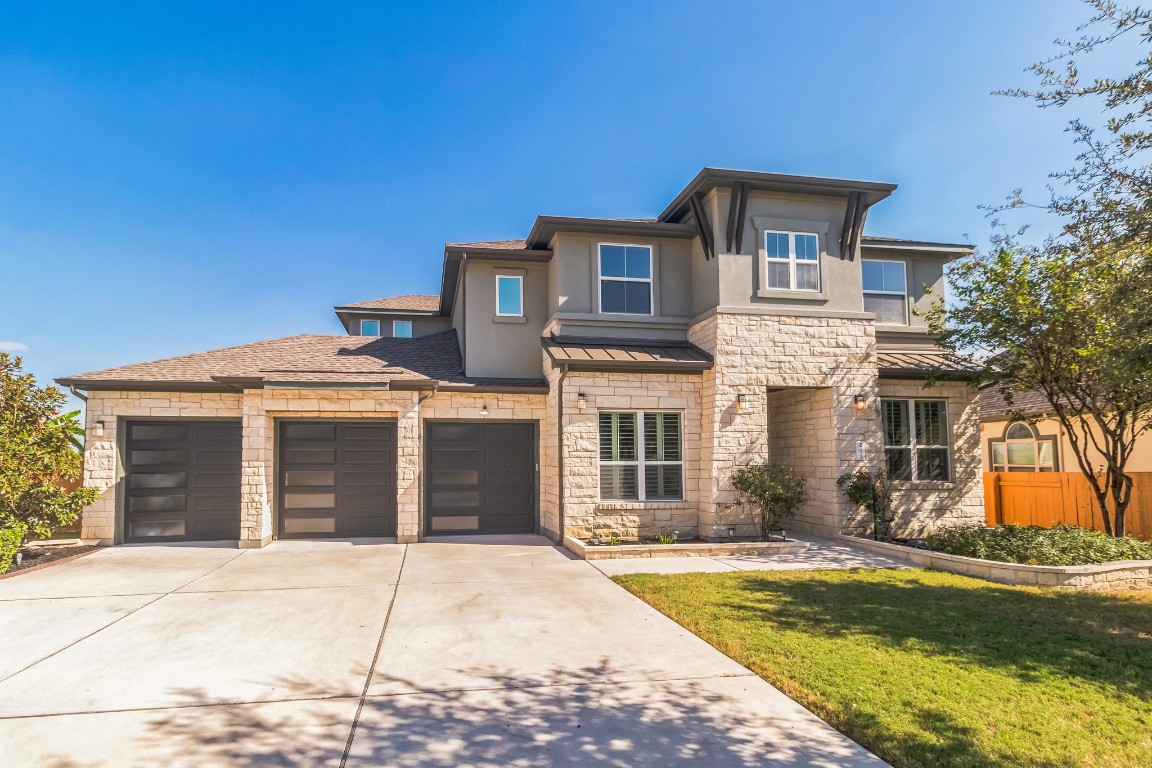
[0,521,28,575]
[731,462,808,540]
[926,524,1152,566]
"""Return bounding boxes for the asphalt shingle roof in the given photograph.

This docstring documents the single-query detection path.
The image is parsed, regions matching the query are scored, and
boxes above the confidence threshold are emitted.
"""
[337,294,440,312]
[978,385,1055,421]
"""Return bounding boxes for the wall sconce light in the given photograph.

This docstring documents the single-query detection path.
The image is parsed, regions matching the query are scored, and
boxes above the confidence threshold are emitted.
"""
[94,419,105,437]
[479,403,489,416]
[577,392,587,410]
[853,394,868,412]
[735,393,747,410]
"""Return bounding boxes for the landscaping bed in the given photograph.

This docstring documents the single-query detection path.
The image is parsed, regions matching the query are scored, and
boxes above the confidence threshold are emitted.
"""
[615,567,1152,768]
[926,524,1152,566]
[2,543,101,576]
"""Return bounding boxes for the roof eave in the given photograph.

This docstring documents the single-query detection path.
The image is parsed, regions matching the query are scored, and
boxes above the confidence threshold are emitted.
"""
[525,216,698,250]
[55,378,235,393]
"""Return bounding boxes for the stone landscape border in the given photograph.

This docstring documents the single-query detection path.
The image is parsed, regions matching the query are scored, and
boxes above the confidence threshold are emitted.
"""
[564,536,808,560]
[836,534,1152,591]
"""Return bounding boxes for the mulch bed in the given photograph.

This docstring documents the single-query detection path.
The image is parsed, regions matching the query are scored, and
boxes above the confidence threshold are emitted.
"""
[2,544,103,578]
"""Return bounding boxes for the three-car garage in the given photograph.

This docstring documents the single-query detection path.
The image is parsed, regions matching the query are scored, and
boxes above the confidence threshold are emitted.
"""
[119,417,536,544]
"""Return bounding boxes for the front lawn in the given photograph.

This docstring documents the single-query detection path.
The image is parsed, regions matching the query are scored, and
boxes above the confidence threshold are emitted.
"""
[615,568,1152,768]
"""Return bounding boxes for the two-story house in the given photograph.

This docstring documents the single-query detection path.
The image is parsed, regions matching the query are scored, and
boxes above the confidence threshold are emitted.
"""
[59,168,983,547]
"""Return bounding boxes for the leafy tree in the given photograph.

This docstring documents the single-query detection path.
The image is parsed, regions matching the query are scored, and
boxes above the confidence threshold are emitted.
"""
[730,462,808,541]
[0,353,99,571]
[837,469,895,541]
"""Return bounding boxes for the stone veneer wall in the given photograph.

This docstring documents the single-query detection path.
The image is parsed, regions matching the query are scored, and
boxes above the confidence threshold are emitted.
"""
[688,311,881,538]
[546,364,705,541]
[80,388,547,546]
[878,379,984,537]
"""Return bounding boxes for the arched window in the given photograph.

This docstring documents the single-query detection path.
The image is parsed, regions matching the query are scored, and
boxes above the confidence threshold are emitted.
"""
[990,421,1059,472]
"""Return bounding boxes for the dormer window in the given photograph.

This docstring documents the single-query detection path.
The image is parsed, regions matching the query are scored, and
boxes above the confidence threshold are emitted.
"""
[862,260,908,324]
[360,319,381,336]
[599,244,652,315]
[393,321,413,338]
[764,231,820,291]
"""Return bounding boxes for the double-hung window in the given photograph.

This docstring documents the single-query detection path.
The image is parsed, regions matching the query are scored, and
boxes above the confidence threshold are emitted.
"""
[392,320,413,338]
[599,244,652,314]
[764,231,820,291]
[599,411,683,500]
[882,399,951,481]
[496,275,523,316]
[862,260,908,324]
[360,319,381,336]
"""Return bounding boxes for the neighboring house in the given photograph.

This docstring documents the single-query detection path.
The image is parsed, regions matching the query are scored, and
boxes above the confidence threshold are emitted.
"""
[979,386,1152,473]
[59,168,983,547]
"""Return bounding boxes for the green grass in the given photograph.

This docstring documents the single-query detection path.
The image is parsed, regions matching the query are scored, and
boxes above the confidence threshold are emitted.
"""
[614,568,1152,768]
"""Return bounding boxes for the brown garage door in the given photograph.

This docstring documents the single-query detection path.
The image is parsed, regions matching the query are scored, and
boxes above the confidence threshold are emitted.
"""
[425,422,536,535]
[123,420,242,542]
[278,421,397,538]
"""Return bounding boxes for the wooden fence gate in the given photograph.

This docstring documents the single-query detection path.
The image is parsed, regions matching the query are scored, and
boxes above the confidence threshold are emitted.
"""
[984,472,1152,540]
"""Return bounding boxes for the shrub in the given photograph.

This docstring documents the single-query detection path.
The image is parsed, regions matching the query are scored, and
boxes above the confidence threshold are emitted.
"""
[730,462,808,540]
[837,469,895,541]
[0,521,27,575]
[926,524,1152,566]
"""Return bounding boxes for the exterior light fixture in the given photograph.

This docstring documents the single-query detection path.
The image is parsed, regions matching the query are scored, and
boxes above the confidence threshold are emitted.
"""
[577,392,587,410]
[853,394,868,412]
[94,419,105,437]
[736,393,747,410]
[479,403,489,416]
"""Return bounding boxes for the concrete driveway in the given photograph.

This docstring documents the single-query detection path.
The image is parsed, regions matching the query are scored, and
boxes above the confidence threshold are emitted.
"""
[0,537,886,767]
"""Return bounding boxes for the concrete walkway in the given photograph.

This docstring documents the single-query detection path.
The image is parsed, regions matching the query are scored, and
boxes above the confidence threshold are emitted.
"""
[592,534,909,576]
[0,537,887,767]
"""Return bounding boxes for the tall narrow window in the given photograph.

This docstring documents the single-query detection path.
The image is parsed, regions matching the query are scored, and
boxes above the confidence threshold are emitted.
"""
[599,411,683,500]
[496,275,523,316]
[360,319,381,336]
[764,231,820,291]
[599,244,652,314]
[392,320,413,338]
[862,260,908,324]
[882,399,951,481]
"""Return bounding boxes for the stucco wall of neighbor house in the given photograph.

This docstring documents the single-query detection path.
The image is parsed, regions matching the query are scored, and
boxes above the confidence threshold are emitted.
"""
[544,361,705,541]
[688,310,882,538]
[80,391,246,544]
[461,259,550,379]
[980,415,1152,473]
[79,388,547,546]
[879,379,984,537]
[343,314,452,337]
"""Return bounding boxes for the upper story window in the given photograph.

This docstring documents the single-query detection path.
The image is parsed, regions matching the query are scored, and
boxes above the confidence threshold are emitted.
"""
[496,275,523,316]
[882,398,951,482]
[360,319,381,336]
[393,320,413,338]
[764,231,820,291]
[990,422,1058,472]
[862,260,908,324]
[599,244,652,315]
[598,411,683,501]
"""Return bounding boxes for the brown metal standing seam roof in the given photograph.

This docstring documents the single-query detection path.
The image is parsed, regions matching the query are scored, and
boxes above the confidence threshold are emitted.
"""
[543,337,713,372]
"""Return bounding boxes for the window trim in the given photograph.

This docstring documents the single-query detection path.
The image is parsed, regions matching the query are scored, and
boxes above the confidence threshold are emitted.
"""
[862,258,909,325]
[989,421,1060,472]
[392,320,413,338]
[881,398,952,482]
[597,243,654,316]
[598,410,684,501]
[360,319,381,337]
[763,230,822,293]
[495,274,524,317]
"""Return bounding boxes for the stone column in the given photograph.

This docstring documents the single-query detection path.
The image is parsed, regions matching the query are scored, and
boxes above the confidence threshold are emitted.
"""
[240,389,273,547]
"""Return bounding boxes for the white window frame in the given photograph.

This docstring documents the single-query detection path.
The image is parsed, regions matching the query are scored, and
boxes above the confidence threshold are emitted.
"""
[763,230,821,292]
[392,320,413,338]
[598,243,653,316]
[862,259,908,325]
[360,319,381,336]
[495,274,524,317]
[598,410,684,501]
[881,398,952,482]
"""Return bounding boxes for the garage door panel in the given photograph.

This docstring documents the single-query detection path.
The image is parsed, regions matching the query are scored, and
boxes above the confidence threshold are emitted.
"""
[124,420,242,543]
[426,422,535,535]
[278,421,397,538]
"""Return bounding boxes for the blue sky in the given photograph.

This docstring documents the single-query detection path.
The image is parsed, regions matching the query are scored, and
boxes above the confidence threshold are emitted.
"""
[0,1,1102,407]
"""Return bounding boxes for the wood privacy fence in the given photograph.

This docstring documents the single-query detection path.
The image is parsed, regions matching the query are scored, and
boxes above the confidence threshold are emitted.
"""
[984,472,1152,540]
